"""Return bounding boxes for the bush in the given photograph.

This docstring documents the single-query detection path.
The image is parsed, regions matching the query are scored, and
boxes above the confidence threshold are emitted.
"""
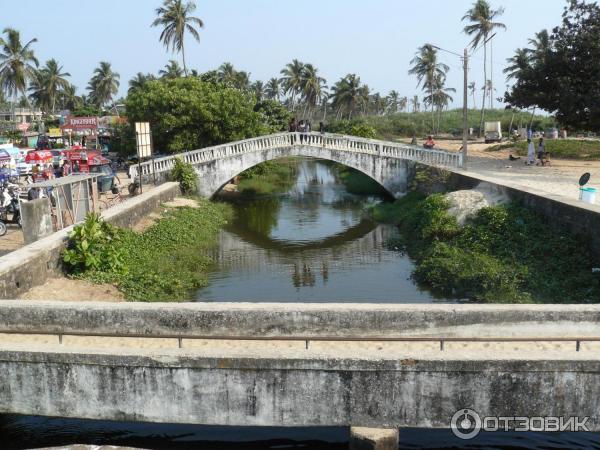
[171,157,197,194]
[63,213,125,273]
[370,192,600,303]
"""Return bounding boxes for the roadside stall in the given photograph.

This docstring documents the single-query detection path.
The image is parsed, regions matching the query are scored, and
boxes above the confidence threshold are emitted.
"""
[63,150,116,192]
[25,150,54,181]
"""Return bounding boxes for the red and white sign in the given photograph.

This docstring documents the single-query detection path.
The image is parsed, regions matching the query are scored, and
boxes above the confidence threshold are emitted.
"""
[62,116,98,131]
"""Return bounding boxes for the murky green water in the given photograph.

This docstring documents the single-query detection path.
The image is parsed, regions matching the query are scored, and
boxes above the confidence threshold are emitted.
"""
[197,158,445,303]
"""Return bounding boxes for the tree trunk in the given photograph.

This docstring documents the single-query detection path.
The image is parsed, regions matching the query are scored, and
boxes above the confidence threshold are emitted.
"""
[508,111,515,136]
[182,42,188,77]
[478,42,487,138]
[529,107,537,129]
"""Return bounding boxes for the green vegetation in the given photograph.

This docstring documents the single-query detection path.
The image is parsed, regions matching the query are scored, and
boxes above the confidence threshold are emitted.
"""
[348,109,555,141]
[63,201,232,301]
[372,193,600,303]
[488,139,600,160]
[237,159,298,196]
[171,158,197,194]
[126,77,265,154]
[335,165,387,196]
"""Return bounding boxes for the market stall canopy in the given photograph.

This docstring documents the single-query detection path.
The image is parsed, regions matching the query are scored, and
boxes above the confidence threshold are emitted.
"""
[25,150,53,163]
[63,149,101,161]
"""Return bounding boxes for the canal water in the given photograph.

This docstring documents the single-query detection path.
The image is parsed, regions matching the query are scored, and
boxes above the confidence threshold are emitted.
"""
[197,158,443,303]
[2,158,599,449]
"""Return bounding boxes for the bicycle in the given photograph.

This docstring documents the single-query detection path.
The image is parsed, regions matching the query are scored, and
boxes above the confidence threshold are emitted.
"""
[99,186,124,210]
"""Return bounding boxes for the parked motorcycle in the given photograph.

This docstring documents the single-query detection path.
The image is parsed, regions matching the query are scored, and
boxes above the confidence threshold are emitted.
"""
[0,182,22,236]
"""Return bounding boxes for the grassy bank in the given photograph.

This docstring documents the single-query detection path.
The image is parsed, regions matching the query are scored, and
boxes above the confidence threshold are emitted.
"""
[489,139,600,160]
[63,199,232,301]
[330,109,556,141]
[372,193,600,303]
[237,159,298,195]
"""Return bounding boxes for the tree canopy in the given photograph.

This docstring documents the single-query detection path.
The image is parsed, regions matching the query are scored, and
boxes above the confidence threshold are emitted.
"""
[125,77,266,153]
[505,0,600,130]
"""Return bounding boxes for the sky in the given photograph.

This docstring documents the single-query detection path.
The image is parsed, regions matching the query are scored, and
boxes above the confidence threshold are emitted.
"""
[4,0,567,107]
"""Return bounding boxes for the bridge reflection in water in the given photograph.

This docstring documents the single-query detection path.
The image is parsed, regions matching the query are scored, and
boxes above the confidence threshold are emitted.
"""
[197,158,446,303]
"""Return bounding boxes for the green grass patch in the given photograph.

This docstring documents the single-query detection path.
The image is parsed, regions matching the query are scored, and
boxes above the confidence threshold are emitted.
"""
[346,109,556,141]
[488,139,600,160]
[371,192,600,303]
[65,199,233,301]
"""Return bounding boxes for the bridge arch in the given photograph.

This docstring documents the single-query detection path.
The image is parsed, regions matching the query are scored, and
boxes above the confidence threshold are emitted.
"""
[196,144,415,198]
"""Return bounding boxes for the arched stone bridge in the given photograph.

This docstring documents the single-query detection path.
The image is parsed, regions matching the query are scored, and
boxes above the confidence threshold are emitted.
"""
[130,132,463,198]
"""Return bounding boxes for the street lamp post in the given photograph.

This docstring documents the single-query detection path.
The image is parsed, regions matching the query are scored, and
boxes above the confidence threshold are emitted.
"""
[429,44,469,169]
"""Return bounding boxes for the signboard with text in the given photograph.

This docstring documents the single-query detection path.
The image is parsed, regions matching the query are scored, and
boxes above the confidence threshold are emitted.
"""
[62,116,98,131]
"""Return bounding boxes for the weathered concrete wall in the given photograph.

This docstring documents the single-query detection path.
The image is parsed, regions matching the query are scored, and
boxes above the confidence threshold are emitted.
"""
[0,302,599,338]
[193,146,416,198]
[0,183,180,299]
[0,303,598,428]
[20,198,53,245]
[0,347,598,429]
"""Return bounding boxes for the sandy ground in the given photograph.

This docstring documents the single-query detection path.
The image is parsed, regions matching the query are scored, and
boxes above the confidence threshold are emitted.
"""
[20,278,125,302]
[17,197,198,302]
[405,138,600,201]
[0,335,597,359]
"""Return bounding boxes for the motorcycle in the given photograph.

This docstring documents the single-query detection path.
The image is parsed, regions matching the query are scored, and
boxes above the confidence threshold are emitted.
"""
[0,182,22,236]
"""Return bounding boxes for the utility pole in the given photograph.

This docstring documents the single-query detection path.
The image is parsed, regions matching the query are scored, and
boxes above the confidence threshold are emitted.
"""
[462,48,469,169]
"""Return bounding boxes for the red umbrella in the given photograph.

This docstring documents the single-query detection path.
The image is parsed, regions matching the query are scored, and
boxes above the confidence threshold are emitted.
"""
[25,150,53,163]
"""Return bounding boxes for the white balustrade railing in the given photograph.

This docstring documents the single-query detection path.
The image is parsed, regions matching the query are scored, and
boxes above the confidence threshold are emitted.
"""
[129,132,463,180]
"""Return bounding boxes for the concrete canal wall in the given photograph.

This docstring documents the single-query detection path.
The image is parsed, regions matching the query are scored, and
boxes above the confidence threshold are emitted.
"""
[0,183,180,299]
[0,303,598,430]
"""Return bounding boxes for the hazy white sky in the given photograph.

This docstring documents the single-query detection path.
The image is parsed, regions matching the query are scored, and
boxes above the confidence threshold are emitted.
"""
[5,0,567,106]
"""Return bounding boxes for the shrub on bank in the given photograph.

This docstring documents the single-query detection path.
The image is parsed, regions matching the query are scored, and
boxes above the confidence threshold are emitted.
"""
[63,200,232,301]
[371,192,600,303]
[171,158,197,194]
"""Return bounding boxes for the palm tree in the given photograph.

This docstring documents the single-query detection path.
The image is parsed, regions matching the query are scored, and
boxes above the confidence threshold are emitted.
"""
[462,0,506,135]
[411,95,420,113]
[29,59,70,113]
[330,74,363,119]
[280,59,305,111]
[424,74,456,134]
[217,62,237,86]
[265,77,281,101]
[152,0,204,77]
[234,71,250,90]
[300,64,326,119]
[482,79,495,109]
[409,44,449,132]
[468,81,477,109]
[128,72,156,93]
[0,28,38,118]
[87,61,120,111]
[528,29,550,66]
[251,80,265,101]
[399,96,408,112]
[59,83,82,111]
[386,90,400,114]
[159,59,184,79]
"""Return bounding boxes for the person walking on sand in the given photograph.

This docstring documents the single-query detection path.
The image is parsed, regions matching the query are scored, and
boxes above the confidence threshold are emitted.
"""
[527,138,535,165]
[537,138,546,166]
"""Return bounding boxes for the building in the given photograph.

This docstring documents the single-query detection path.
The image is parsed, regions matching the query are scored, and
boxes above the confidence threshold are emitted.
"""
[0,108,43,129]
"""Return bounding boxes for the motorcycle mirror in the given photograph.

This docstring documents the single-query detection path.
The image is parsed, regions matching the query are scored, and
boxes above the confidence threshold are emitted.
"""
[579,173,591,187]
